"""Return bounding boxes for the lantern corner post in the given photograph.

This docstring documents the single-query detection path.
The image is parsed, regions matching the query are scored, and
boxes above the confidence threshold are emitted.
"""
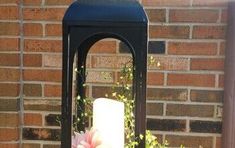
[133,31,148,148]
[61,23,73,148]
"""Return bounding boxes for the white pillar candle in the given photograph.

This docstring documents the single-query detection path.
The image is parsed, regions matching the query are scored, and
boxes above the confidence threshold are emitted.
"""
[93,98,124,148]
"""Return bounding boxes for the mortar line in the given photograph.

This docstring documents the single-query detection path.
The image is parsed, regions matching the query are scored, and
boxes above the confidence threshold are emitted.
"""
[187,88,191,102]
[190,0,193,6]
[215,74,219,88]
[186,119,190,132]
[218,9,222,23]
[213,136,216,148]
[19,0,24,147]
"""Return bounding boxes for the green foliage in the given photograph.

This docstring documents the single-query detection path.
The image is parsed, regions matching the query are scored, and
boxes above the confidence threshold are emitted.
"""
[74,56,182,147]
[145,130,169,148]
[109,60,169,147]
[111,61,138,147]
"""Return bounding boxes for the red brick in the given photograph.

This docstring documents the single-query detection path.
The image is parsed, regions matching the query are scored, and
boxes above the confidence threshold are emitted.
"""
[23,0,41,5]
[0,84,19,97]
[0,0,18,4]
[23,23,43,37]
[147,88,188,101]
[44,84,61,97]
[24,39,62,52]
[23,8,66,21]
[146,103,163,115]
[0,143,19,148]
[24,113,42,126]
[193,0,227,7]
[219,42,226,55]
[166,104,214,117]
[191,90,223,102]
[86,55,91,68]
[166,135,213,148]
[0,68,20,82]
[219,74,224,88]
[23,69,61,82]
[169,9,219,23]
[190,120,221,133]
[45,24,62,36]
[216,137,221,148]
[43,144,60,148]
[22,143,40,148]
[92,86,113,98]
[0,113,18,127]
[191,58,224,71]
[145,9,166,23]
[43,54,62,68]
[147,119,186,131]
[0,38,19,51]
[0,53,20,66]
[23,84,42,97]
[92,55,131,69]
[0,22,19,36]
[193,26,226,39]
[168,73,215,87]
[150,25,190,39]
[148,56,189,71]
[168,42,217,55]
[24,99,61,111]
[0,99,19,112]
[45,0,72,5]
[90,40,116,53]
[23,54,42,67]
[87,71,114,84]
[142,0,190,7]
[147,72,164,85]
[221,9,227,23]
[0,128,19,141]
[0,6,19,20]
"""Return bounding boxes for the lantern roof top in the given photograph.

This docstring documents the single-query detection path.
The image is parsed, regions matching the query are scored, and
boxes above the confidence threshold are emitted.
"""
[63,0,148,25]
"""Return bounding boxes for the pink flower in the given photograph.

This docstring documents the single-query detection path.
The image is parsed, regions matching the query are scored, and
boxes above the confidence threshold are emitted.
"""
[72,128,107,148]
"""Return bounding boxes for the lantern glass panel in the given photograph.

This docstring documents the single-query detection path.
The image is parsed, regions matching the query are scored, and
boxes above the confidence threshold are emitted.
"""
[71,39,135,145]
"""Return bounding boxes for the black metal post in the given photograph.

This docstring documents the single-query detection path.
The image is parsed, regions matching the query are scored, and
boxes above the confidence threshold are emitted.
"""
[222,2,235,148]
[61,23,73,148]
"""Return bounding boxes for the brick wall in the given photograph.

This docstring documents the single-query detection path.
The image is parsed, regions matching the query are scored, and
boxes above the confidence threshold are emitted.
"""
[0,0,228,148]
[22,0,66,147]
[0,0,21,148]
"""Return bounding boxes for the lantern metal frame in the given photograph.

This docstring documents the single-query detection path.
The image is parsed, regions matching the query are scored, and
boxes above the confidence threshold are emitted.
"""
[61,0,148,147]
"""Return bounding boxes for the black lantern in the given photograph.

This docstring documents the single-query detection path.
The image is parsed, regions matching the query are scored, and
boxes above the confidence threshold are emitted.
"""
[61,0,148,147]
